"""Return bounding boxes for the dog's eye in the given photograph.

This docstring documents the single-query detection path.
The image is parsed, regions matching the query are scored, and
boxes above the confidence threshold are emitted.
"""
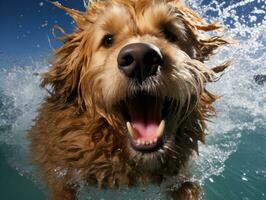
[162,29,178,43]
[102,34,114,48]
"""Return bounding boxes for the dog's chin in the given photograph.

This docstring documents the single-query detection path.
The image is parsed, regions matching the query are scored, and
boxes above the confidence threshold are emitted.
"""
[113,89,180,167]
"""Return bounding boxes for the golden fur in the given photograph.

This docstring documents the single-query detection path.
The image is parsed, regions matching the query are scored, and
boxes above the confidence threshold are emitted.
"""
[28,0,229,199]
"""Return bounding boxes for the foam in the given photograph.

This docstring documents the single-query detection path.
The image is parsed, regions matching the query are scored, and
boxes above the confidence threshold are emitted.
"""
[186,0,266,187]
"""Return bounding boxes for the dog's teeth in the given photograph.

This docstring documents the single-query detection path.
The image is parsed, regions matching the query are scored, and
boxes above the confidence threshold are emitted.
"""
[141,141,145,145]
[156,120,165,138]
[127,122,138,139]
[136,140,141,145]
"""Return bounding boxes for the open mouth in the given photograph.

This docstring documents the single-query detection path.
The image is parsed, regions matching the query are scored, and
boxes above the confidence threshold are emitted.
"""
[119,93,178,152]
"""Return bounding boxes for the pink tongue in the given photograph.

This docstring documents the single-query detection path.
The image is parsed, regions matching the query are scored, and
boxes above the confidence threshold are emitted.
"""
[130,103,161,140]
[131,120,160,140]
[127,94,161,140]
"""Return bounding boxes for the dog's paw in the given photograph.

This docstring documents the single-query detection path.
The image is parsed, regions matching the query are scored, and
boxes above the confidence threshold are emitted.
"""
[167,182,201,200]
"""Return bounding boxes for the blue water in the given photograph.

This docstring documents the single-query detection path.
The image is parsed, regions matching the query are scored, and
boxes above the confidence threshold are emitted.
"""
[0,0,265,199]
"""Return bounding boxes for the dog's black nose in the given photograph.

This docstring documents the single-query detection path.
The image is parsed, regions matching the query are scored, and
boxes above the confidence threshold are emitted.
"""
[117,43,163,83]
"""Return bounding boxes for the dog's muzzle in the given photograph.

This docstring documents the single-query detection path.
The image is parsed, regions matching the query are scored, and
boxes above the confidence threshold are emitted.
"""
[116,43,173,152]
[117,43,163,83]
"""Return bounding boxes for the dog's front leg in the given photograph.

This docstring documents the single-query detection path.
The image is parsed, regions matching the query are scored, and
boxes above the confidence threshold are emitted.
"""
[50,182,77,200]
[167,181,201,200]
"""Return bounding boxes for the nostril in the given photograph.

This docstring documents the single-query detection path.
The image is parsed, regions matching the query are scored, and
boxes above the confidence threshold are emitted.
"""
[117,43,163,81]
[143,51,163,67]
[120,54,134,67]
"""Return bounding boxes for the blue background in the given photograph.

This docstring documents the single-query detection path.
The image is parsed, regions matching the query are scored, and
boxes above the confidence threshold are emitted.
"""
[0,0,87,66]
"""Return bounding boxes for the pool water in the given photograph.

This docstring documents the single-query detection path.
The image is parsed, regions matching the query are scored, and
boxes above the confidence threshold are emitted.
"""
[0,0,265,199]
[0,145,45,200]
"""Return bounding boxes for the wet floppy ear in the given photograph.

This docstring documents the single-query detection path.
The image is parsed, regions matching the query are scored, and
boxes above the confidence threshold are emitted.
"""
[169,0,229,61]
[41,2,92,109]
[168,0,221,31]
[41,32,87,108]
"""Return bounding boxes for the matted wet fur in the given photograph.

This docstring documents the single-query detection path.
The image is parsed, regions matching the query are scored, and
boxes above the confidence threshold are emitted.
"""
[28,0,229,199]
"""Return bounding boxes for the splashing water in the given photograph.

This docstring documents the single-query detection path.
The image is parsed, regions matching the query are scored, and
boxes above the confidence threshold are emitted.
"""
[83,0,89,9]
[0,0,265,199]
[188,0,266,199]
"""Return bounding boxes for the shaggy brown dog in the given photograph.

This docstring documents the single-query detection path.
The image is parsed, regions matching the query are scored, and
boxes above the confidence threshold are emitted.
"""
[28,0,229,199]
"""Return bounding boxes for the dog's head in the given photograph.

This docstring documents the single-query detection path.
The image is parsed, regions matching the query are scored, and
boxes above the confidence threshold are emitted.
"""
[43,0,229,172]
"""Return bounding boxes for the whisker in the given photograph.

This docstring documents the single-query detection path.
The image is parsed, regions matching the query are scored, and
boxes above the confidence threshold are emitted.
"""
[164,144,179,155]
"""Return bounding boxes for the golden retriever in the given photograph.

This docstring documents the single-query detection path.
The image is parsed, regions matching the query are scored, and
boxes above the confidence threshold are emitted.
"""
[28,0,229,199]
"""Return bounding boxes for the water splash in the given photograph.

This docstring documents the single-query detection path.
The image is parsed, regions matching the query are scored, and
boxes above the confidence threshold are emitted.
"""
[187,0,266,187]
[83,0,89,9]
[0,0,265,199]
[0,63,47,179]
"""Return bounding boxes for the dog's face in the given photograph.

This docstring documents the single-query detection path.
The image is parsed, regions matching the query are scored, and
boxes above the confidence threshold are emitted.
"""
[45,0,227,172]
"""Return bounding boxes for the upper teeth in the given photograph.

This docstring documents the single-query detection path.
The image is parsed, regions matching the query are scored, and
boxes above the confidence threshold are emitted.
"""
[126,122,139,139]
[156,120,165,138]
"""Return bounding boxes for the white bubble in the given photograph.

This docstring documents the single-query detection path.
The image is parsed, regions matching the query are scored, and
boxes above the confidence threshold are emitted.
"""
[40,20,48,28]
[250,15,257,22]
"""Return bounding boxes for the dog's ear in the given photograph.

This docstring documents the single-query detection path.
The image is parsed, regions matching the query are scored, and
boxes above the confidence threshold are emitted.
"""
[42,3,92,109]
[169,0,229,62]
[41,32,87,108]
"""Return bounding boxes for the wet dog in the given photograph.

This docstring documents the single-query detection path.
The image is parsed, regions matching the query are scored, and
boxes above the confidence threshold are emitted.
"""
[28,0,229,199]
